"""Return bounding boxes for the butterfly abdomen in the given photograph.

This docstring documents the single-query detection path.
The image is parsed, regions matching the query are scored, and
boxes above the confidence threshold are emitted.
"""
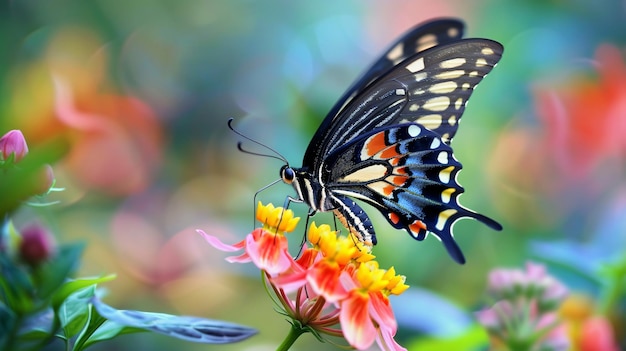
[332,195,377,246]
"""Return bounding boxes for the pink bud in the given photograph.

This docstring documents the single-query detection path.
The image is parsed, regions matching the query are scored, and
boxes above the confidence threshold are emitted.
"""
[19,223,56,265]
[0,130,29,162]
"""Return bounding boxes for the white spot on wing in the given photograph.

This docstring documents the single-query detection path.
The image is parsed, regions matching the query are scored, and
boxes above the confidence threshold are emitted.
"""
[387,43,404,62]
[429,81,457,94]
[406,57,425,73]
[440,58,466,69]
[416,34,437,52]
[424,96,451,112]
[341,164,388,182]
[435,209,457,230]
[416,114,443,129]
[481,47,495,55]
[437,151,449,164]
[430,138,441,149]
[439,166,454,183]
[414,72,428,82]
[407,124,421,137]
[441,188,455,203]
[435,70,465,80]
[454,98,464,110]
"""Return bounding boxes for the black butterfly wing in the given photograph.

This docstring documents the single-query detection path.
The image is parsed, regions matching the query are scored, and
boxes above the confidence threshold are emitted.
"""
[324,123,502,263]
[309,39,503,167]
[314,39,503,263]
[305,18,465,169]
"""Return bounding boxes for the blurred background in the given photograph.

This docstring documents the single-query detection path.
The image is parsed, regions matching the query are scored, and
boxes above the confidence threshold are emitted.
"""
[2,0,626,350]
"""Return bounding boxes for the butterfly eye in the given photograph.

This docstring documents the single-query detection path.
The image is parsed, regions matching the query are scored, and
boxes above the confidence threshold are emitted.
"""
[281,166,295,184]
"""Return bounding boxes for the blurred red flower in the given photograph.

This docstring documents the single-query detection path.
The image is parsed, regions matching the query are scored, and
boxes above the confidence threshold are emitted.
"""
[10,27,163,196]
[533,44,626,182]
[489,44,626,222]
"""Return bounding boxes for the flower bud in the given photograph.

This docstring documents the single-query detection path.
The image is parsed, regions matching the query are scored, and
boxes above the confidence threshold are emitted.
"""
[0,130,29,163]
[19,223,56,265]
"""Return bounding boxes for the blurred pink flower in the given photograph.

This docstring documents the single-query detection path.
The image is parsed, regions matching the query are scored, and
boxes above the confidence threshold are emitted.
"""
[559,295,620,351]
[579,316,619,351]
[0,130,29,162]
[19,223,56,266]
[477,262,570,351]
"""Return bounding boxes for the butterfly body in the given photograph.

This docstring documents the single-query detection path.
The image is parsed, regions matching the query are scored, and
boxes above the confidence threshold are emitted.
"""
[278,18,503,264]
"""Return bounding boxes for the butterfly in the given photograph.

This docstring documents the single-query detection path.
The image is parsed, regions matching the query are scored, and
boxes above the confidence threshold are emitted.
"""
[263,18,503,264]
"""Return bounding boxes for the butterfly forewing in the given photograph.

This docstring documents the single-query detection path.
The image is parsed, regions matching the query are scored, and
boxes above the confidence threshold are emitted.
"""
[307,18,466,168]
[314,39,503,165]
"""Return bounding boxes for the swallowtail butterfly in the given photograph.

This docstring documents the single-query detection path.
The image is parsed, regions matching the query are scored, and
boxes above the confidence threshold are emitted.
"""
[265,18,502,264]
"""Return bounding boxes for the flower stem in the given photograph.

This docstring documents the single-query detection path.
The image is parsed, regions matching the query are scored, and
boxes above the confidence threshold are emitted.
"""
[277,323,306,351]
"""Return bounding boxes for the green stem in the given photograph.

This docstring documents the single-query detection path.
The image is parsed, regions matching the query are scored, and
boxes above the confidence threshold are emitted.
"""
[599,257,626,316]
[277,323,306,351]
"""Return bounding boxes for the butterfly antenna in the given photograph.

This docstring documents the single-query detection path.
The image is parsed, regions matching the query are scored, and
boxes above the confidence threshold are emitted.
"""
[228,118,289,164]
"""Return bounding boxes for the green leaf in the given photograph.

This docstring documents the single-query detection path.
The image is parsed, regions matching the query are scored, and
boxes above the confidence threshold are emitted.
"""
[57,285,95,340]
[34,242,85,301]
[407,324,490,351]
[0,301,17,350]
[90,296,257,344]
[51,275,116,309]
[17,308,54,340]
[0,253,35,313]
[79,318,145,350]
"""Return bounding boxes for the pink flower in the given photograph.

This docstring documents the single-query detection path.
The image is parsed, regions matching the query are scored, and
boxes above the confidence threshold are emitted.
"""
[0,130,29,163]
[477,262,570,351]
[579,317,619,351]
[19,223,56,265]
[198,203,409,350]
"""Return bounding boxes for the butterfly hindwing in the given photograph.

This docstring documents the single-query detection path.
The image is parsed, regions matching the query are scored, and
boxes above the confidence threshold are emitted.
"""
[324,123,500,263]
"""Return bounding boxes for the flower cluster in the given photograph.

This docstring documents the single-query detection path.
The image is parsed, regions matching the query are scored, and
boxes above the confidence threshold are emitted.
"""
[475,262,570,351]
[198,202,409,350]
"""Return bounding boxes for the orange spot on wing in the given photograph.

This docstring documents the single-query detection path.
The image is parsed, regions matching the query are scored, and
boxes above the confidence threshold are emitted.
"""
[395,166,408,174]
[388,212,401,224]
[383,184,395,196]
[388,175,409,186]
[409,220,427,235]
[379,146,400,159]
[389,157,400,166]
[364,132,387,157]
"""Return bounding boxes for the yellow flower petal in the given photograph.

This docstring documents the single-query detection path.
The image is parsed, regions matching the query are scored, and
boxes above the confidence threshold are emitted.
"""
[255,202,300,234]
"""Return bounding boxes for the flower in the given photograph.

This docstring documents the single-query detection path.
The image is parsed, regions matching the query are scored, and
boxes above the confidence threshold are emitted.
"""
[197,202,299,275]
[9,27,163,196]
[476,262,570,351]
[198,202,409,350]
[0,130,29,163]
[559,294,620,351]
[489,44,626,199]
[18,223,56,266]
